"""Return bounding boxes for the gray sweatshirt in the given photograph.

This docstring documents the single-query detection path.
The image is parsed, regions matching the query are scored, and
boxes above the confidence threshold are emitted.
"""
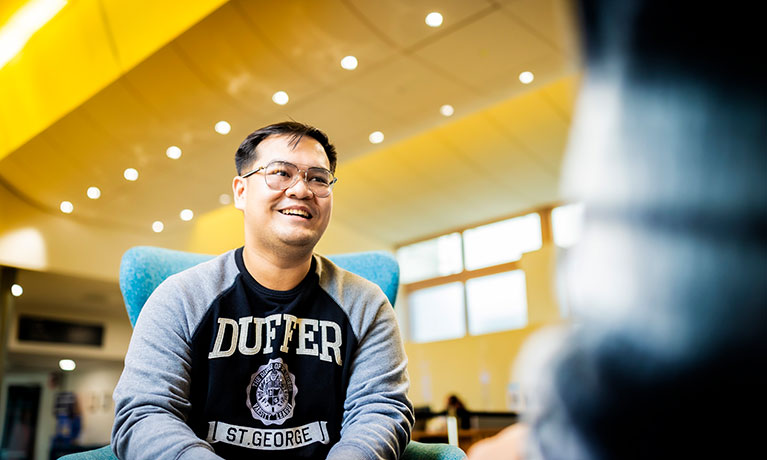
[112,248,413,459]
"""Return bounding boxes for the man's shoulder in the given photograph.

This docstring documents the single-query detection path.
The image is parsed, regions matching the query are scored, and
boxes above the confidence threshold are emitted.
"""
[314,254,393,334]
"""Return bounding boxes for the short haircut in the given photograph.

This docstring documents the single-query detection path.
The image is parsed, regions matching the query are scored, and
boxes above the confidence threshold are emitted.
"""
[235,121,338,174]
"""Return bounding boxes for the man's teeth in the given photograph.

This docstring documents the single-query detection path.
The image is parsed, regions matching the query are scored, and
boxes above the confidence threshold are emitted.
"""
[280,209,311,218]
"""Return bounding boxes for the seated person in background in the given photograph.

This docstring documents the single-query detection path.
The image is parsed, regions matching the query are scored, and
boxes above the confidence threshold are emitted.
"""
[112,122,414,460]
[469,0,765,458]
[446,394,471,429]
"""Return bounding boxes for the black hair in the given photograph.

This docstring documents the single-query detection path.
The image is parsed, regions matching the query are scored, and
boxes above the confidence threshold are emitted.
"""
[235,121,338,174]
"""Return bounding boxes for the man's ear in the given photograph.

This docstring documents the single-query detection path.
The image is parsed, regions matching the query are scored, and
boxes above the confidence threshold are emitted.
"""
[232,176,247,210]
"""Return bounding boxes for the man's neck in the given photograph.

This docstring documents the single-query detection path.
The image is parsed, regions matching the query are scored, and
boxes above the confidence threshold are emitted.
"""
[242,245,313,291]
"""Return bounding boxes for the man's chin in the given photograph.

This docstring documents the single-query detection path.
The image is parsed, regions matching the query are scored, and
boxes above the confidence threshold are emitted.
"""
[277,232,322,251]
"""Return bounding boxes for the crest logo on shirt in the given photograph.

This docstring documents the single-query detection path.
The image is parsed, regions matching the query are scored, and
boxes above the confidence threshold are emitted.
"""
[246,358,297,425]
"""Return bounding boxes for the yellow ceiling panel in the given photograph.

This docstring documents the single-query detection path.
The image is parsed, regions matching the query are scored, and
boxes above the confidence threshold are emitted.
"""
[0,0,119,159]
[99,0,228,71]
[0,0,579,267]
[172,2,308,112]
[345,0,495,50]
[327,76,576,245]
[486,75,578,170]
[437,122,558,207]
[78,80,166,159]
[284,88,408,161]
[413,9,552,92]
[499,0,577,55]
[234,0,396,86]
[0,0,29,28]
[0,0,229,162]
[342,54,472,122]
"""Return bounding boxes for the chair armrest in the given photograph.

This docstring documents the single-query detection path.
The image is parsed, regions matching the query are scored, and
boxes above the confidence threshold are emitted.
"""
[57,445,117,460]
[403,440,467,460]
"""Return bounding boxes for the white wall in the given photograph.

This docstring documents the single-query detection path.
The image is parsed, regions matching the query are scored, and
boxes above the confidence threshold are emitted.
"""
[62,364,123,446]
[7,307,132,362]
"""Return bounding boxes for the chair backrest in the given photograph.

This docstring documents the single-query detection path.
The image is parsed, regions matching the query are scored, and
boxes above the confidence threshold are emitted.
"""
[119,246,400,327]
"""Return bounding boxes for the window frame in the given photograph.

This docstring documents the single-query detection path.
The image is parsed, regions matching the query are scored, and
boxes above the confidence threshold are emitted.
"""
[399,205,557,342]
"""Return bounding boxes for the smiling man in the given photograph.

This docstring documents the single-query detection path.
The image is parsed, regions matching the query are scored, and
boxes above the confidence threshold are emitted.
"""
[112,122,414,460]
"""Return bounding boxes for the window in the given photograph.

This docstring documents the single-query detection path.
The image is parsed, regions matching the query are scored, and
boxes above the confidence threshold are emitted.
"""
[466,270,528,335]
[408,283,465,343]
[396,233,463,284]
[398,208,551,342]
[463,213,542,270]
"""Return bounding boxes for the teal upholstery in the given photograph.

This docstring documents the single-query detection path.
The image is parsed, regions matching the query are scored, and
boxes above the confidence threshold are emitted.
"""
[59,446,115,460]
[61,246,464,459]
[404,441,468,460]
[118,247,401,327]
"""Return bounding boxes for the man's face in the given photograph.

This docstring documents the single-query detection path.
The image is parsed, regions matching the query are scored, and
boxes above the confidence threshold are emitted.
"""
[233,134,333,256]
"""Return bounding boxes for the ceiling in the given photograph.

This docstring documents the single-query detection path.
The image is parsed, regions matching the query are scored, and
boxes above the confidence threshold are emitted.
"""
[0,0,580,322]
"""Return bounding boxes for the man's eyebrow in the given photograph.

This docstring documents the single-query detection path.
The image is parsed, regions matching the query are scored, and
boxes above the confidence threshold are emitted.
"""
[270,160,331,171]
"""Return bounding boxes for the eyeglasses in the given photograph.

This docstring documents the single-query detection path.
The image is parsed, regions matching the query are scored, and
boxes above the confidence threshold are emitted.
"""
[240,160,338,198]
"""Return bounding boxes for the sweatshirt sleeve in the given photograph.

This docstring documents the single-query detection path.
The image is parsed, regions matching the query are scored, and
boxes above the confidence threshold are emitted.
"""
[111,277,222,460]
[326,297,415,460]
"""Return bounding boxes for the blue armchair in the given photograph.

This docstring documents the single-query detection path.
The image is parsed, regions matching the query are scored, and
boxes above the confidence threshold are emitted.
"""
[60,246,465,460]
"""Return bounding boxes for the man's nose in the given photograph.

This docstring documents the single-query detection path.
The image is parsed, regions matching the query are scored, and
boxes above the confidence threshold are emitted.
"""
[285,172,314,198]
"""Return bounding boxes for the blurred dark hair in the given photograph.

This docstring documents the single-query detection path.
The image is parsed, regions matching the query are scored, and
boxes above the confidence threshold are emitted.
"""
[527,1,766,459]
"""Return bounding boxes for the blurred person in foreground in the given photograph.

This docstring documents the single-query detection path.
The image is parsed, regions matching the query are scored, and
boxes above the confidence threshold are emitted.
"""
[469,0,766,458]
[112,122,413,459]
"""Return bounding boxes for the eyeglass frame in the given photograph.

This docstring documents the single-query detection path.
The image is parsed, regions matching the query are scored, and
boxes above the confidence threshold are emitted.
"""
[239,160,338,197]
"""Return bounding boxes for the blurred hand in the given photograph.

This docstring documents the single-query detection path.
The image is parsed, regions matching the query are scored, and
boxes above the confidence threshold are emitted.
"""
[467,423,528,460]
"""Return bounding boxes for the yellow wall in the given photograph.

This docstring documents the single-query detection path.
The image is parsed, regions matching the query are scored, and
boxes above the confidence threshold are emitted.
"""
[406,325,547,411]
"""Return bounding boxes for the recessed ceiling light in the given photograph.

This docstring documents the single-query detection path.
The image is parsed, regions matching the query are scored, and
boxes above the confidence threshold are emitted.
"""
[59,359,76,371]
[341,55,358,70]
[369,131,384,144]
[219,193,231,205]
[440,104,455,117]
[86,186,101,199]
[11,283,23,297]
[166,145,182,159]
[152,221,164,233]
[519,71,534,84]
[124,168,139,181]
[180,209,194,221]
[425,12,443,27]
[60,201,73,213]
[272,91,289,105]
[215,121,231,135]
